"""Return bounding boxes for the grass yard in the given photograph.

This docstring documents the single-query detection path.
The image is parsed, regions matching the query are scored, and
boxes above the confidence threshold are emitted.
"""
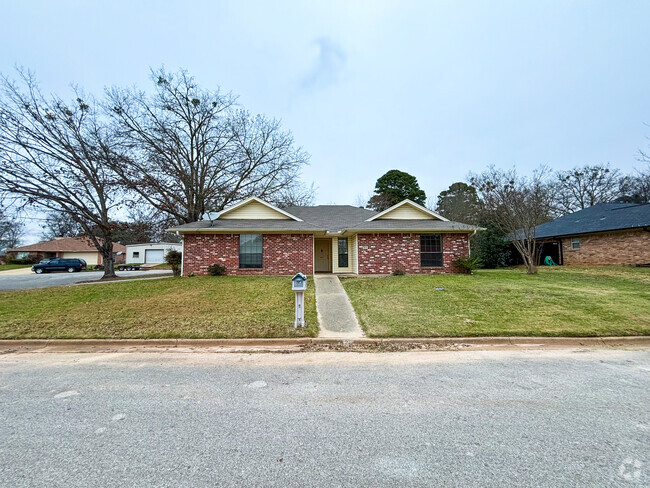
[0,264,32,272]
[0,276,318,339]
[341,266,650,337]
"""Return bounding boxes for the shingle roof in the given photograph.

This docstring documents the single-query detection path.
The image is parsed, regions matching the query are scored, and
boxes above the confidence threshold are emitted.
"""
[168,205,482,233]
[282,205,378,229]
[349,220,480,231]
[7,237,126,253]
[168,219,319,232]
[535,203,650,238]
[125,242,182,247]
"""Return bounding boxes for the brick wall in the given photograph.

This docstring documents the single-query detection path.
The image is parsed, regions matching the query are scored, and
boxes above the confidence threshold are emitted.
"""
[182,233,314,276]
[357,233,470,274]
[561,229,650,265]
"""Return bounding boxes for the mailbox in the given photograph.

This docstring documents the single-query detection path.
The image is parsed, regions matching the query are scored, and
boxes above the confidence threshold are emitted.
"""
[292,273,307,328]
[292,273,307,291]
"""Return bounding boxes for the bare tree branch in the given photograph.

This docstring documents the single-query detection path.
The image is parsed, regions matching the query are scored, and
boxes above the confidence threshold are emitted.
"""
[106,68,311,223]
[470,166,553,274]
[0,69,125,278]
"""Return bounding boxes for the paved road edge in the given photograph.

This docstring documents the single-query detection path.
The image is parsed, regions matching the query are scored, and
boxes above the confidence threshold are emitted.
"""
[0,336,648,353]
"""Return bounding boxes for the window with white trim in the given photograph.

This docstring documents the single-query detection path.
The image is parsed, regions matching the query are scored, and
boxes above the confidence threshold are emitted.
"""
[571,237,580,249]
[420,234,443,267]
[338,238,349,268]
[239,234,263,268]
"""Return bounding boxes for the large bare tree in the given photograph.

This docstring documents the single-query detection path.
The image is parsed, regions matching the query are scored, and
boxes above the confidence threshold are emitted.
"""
[107,68,311,224]
[0,70,125,278]
[553,164,624,214]
[471,167,553,274]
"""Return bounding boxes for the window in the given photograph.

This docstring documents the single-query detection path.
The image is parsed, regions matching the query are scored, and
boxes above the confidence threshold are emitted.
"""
[239,234,263,268]
[16,251,29,259]
[571,237,580,249]
[338,238,349,268]
[420,234,443,267]
[132,251,140,258]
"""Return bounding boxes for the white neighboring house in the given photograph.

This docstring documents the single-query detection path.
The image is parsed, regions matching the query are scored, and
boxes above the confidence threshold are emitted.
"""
[125,242,182,264]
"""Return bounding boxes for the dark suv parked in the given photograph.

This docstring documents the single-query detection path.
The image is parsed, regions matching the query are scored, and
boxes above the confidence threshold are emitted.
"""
[32,258,86,274]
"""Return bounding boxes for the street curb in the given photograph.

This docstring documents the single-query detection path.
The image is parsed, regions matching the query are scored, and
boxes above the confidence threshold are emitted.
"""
[0,336,648,353]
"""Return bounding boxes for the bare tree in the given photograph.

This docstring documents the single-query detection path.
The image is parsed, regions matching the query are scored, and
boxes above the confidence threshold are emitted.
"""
[270,182,316,208]
[113,204,180,244]
[626,150,650,203]
[471,167,553,274]
[354,192,372,208]
[0,70,125,278]
[0,205,23,254]
[41,210,84,240]
[634,163,650,203]
[107,68,310,224]
[553,164,624,214]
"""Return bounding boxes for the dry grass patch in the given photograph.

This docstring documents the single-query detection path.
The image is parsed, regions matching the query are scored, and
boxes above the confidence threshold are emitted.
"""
[0,276,318,339]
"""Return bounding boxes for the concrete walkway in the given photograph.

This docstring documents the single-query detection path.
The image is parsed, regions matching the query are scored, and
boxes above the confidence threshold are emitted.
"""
[0,267,32,276]
[313,275,364,338]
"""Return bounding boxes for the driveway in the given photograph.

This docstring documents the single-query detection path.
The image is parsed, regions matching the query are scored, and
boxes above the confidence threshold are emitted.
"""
[1,349,648,487]
[0,267,173,290]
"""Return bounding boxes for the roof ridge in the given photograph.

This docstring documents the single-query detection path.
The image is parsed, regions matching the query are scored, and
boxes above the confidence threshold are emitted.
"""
[610,202,649,210]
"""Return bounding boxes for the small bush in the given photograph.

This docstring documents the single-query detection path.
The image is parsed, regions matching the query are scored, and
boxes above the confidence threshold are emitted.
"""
[8,258,35,265]
[164,250,182,277]
[207,263,227,276]
[391,268,406,276]
[452,256,481,274]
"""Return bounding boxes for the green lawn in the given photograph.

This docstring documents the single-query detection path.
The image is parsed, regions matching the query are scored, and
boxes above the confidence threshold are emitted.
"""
[341,267,650,337]
[0,276,318,339]
[0,264,32,272]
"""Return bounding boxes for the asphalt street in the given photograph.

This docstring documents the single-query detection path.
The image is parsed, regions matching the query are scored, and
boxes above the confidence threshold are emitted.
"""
[0,268,172,290]
[1,349,648,487]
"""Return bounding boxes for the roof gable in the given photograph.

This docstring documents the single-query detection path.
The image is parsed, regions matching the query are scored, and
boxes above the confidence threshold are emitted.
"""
[366,200,448,221]
[218,197,302,221]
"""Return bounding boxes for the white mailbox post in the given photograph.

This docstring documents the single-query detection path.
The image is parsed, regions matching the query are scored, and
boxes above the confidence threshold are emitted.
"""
[292,273,307,328]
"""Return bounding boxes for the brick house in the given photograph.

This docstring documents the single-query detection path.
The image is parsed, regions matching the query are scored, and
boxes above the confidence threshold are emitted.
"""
[535,203,650,266]
[6,236,126,265]
[168,197,482,276]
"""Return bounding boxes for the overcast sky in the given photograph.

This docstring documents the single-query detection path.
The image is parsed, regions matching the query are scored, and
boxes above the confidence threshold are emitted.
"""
[2,1,650,242]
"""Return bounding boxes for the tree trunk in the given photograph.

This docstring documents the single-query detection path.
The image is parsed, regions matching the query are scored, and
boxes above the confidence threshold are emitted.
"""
[526,261,537,274]
[101,242,117,279]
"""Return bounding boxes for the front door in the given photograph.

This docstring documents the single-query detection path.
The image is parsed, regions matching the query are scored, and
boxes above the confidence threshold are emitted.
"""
[314,239,331,273]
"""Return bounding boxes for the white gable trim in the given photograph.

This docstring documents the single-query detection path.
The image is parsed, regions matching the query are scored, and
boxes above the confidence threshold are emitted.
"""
[365,199,449,222]
[217,197,303,221]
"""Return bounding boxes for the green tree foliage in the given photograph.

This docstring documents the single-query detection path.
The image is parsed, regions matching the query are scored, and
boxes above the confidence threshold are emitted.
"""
[473,225,511,268]
[435,182,480,223]
[367,170,426,211]
[164,250,182,277]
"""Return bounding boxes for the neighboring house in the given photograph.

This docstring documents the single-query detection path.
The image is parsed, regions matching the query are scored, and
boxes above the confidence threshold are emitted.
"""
[168,197,482,276]
[125,242,182,264]
[6,237,126,265]
[535,203,650,266]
